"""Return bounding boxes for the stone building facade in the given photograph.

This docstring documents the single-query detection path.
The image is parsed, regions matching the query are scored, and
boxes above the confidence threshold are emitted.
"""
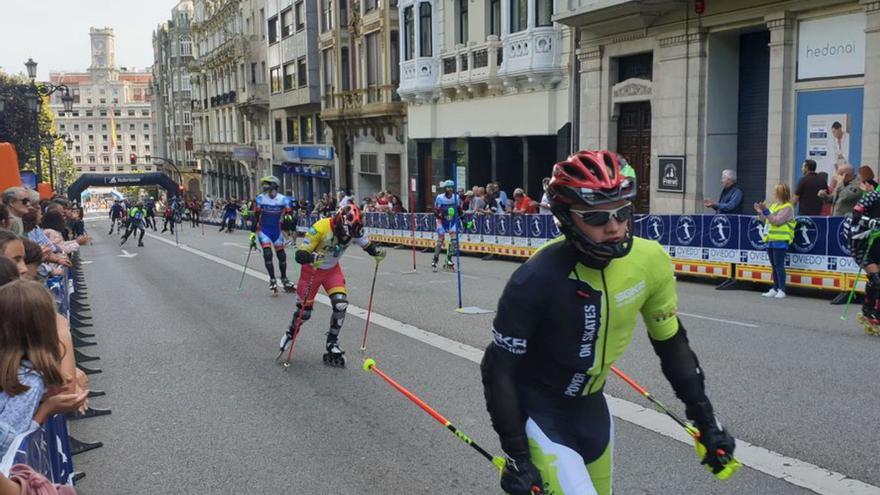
[557,0,880,214]
[50,28,153,177]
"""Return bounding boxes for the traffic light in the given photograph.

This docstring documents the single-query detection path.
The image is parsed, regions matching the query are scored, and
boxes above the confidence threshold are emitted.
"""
[129,153,137,165]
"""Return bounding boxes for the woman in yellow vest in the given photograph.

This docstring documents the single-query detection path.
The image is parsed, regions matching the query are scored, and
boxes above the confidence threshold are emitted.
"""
[754,183,796,299]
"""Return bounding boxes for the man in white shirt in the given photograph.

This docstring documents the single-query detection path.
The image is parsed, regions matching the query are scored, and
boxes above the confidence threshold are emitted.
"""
[831,121,850,165]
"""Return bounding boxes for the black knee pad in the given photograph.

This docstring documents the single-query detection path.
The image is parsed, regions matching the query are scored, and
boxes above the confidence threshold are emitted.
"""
[292,302,313,324]
[262,247,274,264]
[276,248,287,263]
[330,293,348,329]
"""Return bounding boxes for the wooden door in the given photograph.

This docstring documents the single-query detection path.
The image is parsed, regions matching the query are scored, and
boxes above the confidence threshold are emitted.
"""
[617,101,652,213]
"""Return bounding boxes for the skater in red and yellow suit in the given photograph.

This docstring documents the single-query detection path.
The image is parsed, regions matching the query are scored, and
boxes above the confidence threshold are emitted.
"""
[278,204,386,366]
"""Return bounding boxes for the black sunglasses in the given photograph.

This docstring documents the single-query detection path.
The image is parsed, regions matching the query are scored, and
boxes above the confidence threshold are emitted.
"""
[571,203,633,226]
[16,197,31,206]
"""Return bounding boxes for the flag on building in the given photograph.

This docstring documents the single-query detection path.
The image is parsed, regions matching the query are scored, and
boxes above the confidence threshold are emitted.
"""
[109,109,116,148]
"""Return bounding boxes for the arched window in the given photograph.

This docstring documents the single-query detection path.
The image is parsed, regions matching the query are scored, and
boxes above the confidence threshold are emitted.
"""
[180,35,193,57]
[419,2,432,57]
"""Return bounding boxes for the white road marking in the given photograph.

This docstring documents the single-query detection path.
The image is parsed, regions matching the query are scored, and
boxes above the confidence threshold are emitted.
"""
[678,311,759,328]
[222,242,250,250]
[118,249,137,258]
[143,231,879,495]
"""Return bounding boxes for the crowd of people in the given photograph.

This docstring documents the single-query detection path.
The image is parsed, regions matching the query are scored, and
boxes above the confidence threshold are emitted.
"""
[1,186,93,494]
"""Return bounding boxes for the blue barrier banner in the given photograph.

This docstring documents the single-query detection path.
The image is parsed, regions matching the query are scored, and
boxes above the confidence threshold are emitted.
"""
[827,217,859,273]
[461,213,478,243]
[702,214,739,263]
[417,213,434,240]
[668,215,703,260]
[787,217,829,271]
[642,215,670,249]
[739,216,770,266]
[496,214,512,247]
[481,214,497,245]
[0,415,73,484]
[526,215,547,247]
[511,214,529,247]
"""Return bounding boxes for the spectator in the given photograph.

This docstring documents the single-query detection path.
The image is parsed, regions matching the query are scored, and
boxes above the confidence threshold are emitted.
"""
[0,203,10,230]
[21,238,48,282]
[1,464,77,495]
[618,154,637,179]
[817,172,832,216]
[484,184,501,214]
[755,183,795,299]
[471,187,487,214]
[462,191,474,212]
[819,163,860,217]
[512,188,539,214]
[539,178,552,215]
[704,169,743,214]
[0,229,27,277]
[493,182,509,212]
[0,256,19,283]
[793,159,828,216]
[2,187,31,235]
[0,280,87,455]
[42,209,88,254]
[390,194,406,213]
[859,166,877,191]
[375,191,391,212]
[338,189,353,208]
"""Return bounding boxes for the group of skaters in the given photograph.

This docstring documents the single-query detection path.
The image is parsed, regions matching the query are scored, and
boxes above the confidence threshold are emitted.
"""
[255,151,740,494]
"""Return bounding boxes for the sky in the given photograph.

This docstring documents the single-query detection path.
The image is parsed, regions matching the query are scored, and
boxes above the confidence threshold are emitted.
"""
[0,0,177,79]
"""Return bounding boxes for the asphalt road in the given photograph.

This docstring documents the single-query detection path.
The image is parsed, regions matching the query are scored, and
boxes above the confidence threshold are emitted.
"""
[69,217,879,494]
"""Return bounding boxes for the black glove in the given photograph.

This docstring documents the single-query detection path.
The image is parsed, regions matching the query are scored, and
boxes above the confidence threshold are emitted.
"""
[688,400,736,474]
[500,455,543,495]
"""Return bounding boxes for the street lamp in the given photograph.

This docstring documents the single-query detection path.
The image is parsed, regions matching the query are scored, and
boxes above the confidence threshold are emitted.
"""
[24,57,74,183]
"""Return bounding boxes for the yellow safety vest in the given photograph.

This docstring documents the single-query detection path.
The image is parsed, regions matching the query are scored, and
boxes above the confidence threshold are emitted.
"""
[763,202,795,243]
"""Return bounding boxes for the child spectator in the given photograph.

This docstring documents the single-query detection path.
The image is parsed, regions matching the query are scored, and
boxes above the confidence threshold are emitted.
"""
[0,229,27,277]
[0,280,87,454]
[20,238,47,282]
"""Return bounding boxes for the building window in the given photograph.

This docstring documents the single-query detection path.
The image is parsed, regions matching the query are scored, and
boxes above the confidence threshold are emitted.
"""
[130,134,136,140]
[268,15,279,43]
[281,8,293,37]
[457,0,468,44]
[100,111,107,118]
[114,109,121,117]
[390,31,400,85]
[297,57,308,87]
[300,116,313,143]
[270,67,282,93]
[341,47,351,91]
[116,154,123,163]
[535,0,553,27]
[128,110,135,116]
[322,49,335,96]
[365,0,377,12]
[143,124,150,130]
[73,124,80,131]
[283,63,296,91]
[321,0,333,32]
[360,153,378,174]
[286,117,299,144]
[510,0,526,33]
[274,119,283,143]
[419,3,432,57]
[366,33,380,87]
[102,156,110,164]
[315,116,324,143]
[144,134,150,140]
[180,35,193,56]
[142,110,149,116]
[403,7,414,60]
[295,1,305,31]
[251,62,258,84]
[131,145,137,152]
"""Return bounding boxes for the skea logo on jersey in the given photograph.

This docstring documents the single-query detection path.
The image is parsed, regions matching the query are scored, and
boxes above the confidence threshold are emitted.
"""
[492,328,527,355]
[615,280,646,307]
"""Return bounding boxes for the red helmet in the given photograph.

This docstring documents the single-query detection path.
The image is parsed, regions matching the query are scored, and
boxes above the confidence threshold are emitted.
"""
[334,204,363,238]
[546,150,637,262]
[547,150,636,209]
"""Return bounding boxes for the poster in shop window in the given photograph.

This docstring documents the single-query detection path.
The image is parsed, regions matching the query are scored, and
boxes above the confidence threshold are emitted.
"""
[806,113,850,176]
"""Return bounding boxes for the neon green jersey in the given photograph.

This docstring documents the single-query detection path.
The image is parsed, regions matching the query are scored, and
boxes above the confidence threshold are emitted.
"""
[492,236,679,397]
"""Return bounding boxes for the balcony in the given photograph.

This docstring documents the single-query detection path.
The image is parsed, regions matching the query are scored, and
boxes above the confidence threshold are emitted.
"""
[321,85,405,122]
[397,57,440,101]
[209,90,237,107]
[237,83,269,108]
[498,27,564,86]
[437,37,505,97]
[554,0,678,33]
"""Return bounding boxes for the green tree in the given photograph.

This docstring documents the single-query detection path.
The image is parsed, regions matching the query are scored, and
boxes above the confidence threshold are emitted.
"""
[0,70,59,182]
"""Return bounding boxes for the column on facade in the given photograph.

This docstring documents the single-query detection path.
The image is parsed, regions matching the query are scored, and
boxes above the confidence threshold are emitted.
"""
[577,44,602,149]
[654,30,708,212]
[765,12,795,199]
[862,1,880,168]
